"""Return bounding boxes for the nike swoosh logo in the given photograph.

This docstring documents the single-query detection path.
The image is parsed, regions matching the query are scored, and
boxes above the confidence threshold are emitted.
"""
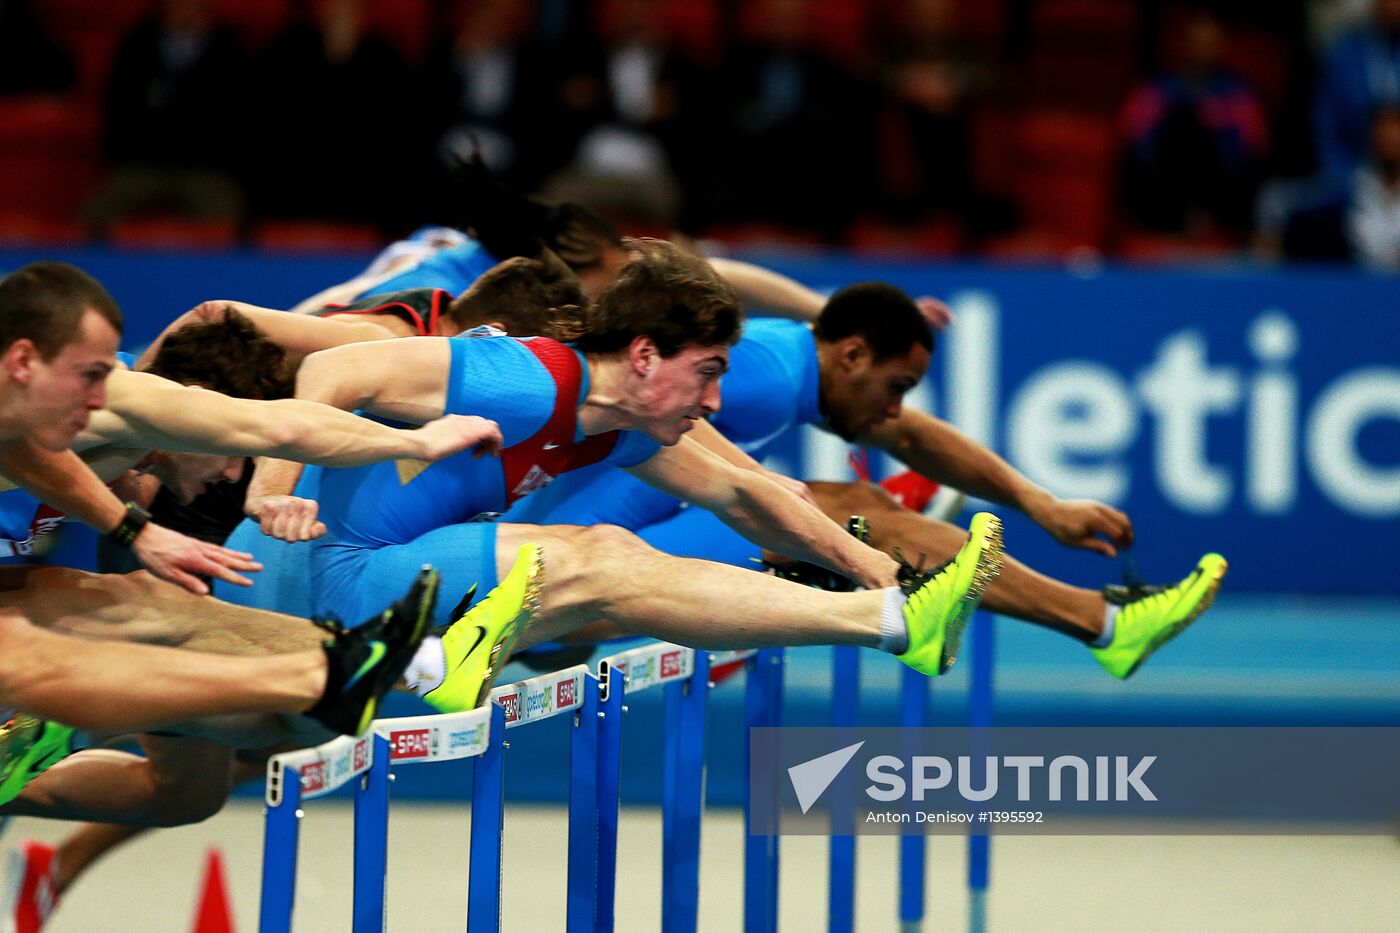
[452,626,489,673]
[345,641,386,692]
[542,441,561,450]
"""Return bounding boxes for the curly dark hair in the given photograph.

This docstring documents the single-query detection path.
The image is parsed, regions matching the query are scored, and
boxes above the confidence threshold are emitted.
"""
[144,308,293,399]
[554,238,741,356]
[814,282,933,360]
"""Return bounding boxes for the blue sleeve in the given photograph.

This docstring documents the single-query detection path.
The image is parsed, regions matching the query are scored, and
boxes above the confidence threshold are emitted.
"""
[445,337,554,444]
[606,430,661,469]
[0,488,40,547]
[709,323,809,445]
[361,240,499,297]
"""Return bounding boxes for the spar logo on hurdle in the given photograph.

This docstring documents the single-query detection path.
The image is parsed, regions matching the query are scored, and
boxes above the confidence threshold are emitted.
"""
[389,728,435,760]
[301,760,326,795]
[556,678,578,708]
[498,691,522,724]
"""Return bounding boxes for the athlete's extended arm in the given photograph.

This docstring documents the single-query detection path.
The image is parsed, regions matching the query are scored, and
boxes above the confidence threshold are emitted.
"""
[87,369,498,467]
[707,258,826,321]
[245,338,474,542]
[685,419,815,504]
[294,338,454,423]
[625,436,898,588]
[0,438,260,594]
[706,260,954,330]
[136,300,399,371]
[860,409,1132,556]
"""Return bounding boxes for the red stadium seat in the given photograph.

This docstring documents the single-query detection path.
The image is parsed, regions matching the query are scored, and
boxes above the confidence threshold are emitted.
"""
[980,110,1119,251]
[847,217,963,257]
[0,97,101,219]
[664,0,722,64]
[700,222,826,251]
[252,221,382,253]
[364,0,431,66]
[1116,230,1241,263]
[109,218,239,250]
[210,0,290,48]
[1015,110,1117,171]
[0,213,85,247]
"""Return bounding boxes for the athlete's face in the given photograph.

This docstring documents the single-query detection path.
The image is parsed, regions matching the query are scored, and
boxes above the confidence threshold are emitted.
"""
[822,340,930,441]
[634,342,729,444]
[147,451,245,504]
[5,309,119,450]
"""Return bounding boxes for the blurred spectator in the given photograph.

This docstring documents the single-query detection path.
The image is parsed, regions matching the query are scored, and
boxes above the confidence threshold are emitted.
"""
[715,0,874,238]
[1315,0,1400,182]
[253,0,414,230]
[1120,11,1269,237]
[421,0,551,189]
[0,0,74,95]
[1347,105,1400,267]
[85,0,248,235]
[539,0,706,227]
[876,0,1005,232]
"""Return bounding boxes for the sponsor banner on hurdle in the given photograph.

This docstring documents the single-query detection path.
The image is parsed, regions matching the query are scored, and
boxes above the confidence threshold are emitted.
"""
[708,648,758,668]
[489,663,590,729]
[374,706,492,765]
[598,642,693,697]
[265,733,373,806]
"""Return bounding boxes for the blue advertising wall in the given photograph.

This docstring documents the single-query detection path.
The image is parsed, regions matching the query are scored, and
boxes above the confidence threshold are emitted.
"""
[2,247,1395,595]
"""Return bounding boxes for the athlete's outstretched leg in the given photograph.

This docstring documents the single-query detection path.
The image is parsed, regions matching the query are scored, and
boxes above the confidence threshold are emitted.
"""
[497,524,891,650]
[0,566,326,656]
[807,481,1106,641]
[0,611,325,733]
[0,735,231,827]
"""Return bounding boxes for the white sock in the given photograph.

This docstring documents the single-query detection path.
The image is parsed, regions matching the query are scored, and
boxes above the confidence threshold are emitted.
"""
[1092,605,1120,648]
[403,636,447,696]
[877,587,909,654]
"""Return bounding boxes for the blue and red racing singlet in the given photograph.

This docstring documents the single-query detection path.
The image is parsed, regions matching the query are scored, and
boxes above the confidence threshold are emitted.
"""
[315,332,659,548]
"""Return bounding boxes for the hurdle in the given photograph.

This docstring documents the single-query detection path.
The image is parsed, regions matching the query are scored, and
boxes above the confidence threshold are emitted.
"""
[258,622,992,931]
[256,645,772,932]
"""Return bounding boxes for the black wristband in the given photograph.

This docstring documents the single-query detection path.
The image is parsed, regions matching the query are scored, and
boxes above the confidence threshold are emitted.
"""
[108,502,151,547]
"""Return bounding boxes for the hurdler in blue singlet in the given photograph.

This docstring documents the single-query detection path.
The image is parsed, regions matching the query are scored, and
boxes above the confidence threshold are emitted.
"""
[358,237,498,299]
[307,332,658,628]
[503,319,822,567]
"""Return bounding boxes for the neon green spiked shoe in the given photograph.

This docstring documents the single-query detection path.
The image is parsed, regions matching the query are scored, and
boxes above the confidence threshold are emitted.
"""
[0,716,75,808]
[1091,553,1228,680]
[896,512,1005,676]
[425,543,544,713]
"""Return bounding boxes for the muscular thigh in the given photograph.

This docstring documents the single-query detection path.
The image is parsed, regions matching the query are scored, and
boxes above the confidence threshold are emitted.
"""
[0,566,196,643]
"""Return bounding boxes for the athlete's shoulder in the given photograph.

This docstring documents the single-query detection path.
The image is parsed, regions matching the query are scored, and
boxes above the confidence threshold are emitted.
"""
[738,317,812,350]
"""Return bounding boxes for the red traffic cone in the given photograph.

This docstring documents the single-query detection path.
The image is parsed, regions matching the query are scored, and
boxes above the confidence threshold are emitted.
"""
[191,848,236,933]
